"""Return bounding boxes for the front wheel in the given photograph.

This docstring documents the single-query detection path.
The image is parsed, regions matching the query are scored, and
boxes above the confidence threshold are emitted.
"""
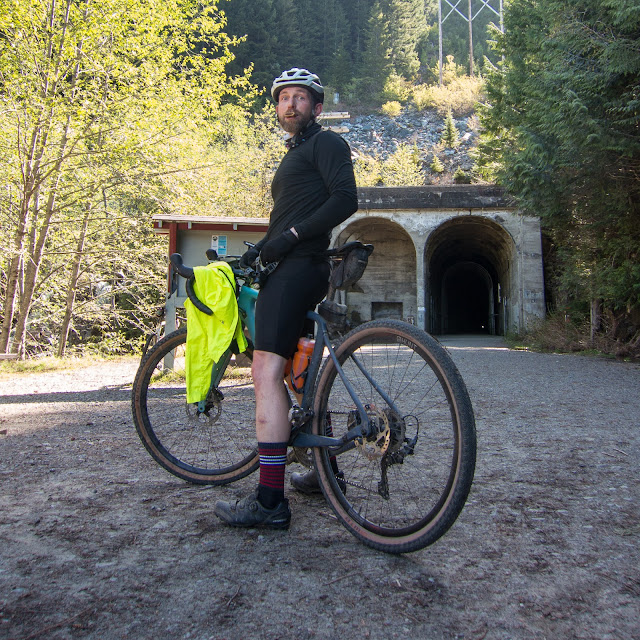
[312,320,476,553]
[131,327,259,484]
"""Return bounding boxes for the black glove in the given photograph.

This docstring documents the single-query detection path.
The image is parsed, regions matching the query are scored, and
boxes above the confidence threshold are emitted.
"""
[260,230,298,264]
[239,247,260,268]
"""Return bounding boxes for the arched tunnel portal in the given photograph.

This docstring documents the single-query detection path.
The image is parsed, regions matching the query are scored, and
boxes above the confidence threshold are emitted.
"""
[427,217,514,335]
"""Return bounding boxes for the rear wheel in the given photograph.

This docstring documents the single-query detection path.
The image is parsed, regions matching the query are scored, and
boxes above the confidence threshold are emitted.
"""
[131,327,258,484]
[312,320,476,553]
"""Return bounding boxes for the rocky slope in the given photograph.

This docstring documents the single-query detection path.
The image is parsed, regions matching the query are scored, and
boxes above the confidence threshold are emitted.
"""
[324,108,479,183]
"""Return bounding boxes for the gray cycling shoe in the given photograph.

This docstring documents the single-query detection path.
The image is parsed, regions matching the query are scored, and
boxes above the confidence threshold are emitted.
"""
[290,469,346,495]
[214,490,291,530]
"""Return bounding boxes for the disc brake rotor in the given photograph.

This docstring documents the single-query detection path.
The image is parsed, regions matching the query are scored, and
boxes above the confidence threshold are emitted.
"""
[185,401,222,424]
[355,404,390,460]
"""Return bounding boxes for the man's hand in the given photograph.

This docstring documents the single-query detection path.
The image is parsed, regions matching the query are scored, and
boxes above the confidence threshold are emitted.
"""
[239,247,260,268]
[260,229,298,264]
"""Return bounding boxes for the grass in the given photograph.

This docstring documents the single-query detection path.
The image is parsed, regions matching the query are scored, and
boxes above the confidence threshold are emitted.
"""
[505,314,634,360]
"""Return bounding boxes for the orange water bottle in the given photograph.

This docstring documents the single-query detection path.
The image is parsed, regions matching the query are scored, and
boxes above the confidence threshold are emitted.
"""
[287,337,315,394]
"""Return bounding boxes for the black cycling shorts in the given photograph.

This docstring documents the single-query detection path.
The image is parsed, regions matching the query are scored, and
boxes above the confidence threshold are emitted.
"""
[254,257,330,359]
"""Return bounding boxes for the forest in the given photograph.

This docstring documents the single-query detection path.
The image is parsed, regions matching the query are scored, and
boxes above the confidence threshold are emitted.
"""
[0,0,638,359]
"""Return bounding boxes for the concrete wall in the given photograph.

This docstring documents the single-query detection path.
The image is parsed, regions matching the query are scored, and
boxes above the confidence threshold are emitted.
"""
[153,186,545,336]
[332,186,545,335]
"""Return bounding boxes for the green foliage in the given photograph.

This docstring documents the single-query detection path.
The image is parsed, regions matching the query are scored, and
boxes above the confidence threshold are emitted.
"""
[441,110,460,148]
[412,63,484,116]
[453,167,471,183]
[0,0,259,357]
[381,144,424,186]
[381,101,403,117]
[430,153,445,173]
[354,143,424,187]
[218,0,498,106]
[384,0,426,79]
[382,73,413,103]
[353,154,383,187]
[476,0,640,343]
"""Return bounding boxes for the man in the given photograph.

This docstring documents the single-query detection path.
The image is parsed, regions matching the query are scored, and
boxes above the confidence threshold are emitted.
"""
[214,68,358,529]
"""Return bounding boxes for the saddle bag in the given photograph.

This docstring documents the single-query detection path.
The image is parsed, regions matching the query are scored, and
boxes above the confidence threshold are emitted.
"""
[329,243,374,291]
[319,242,374,337]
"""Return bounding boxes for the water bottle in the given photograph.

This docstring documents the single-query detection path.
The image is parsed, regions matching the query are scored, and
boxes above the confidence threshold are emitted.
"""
[286,337,315,394]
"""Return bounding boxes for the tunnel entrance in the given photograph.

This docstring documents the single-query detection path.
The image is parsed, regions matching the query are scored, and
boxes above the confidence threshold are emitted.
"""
[444,262,493,333]
[427,217,513,335]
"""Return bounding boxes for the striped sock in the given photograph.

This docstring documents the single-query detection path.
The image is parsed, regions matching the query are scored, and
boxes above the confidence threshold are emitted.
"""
[257,442,288,509]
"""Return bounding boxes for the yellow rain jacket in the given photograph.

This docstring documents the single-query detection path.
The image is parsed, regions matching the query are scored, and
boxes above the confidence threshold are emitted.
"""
[184,261,247,403]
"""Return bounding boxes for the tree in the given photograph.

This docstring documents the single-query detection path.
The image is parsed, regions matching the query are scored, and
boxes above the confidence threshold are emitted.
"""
[0,0,254,357]
[381,144,424,186]
[441,110,460,147]
[386,0,426,79]
[358,0,394,97]
[476,0,640,346]
[223,0,282,90]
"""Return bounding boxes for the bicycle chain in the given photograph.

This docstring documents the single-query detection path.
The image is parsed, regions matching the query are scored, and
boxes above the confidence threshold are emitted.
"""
[324,410,394,498]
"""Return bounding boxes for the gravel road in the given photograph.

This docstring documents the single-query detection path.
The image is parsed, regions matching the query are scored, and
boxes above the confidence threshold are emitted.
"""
[1,337,639,640]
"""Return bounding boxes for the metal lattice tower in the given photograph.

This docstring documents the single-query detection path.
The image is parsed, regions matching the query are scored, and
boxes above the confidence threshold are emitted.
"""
[438,0,504,83]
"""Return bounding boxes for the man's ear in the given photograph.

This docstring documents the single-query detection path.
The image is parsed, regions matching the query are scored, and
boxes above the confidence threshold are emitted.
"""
[314,102,323,118]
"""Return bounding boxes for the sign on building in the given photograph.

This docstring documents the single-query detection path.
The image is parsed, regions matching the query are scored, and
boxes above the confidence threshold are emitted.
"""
[211,235,227,256]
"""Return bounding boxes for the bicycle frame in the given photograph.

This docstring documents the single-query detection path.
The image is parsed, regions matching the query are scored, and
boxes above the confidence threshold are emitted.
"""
[206,276,390,452]
[136,250,477,552]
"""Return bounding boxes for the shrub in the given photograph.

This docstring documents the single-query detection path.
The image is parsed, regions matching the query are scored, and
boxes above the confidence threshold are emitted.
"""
[344,76,381,105]
[431,55,467,85]
[412,75,484,116]
[453,167,472,183]
[382,73,412,103]
[412,84,432,110]
[430,154,444,173]
[353,153,383,187]
[441,110,460,148]
[381,101,402,117]
[381,144,423,186]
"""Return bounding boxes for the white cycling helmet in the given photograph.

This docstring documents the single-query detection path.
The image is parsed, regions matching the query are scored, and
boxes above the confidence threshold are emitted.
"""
[271,67,324,103]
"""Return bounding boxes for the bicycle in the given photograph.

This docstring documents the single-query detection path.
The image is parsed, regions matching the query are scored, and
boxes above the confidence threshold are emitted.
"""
[141,306,166,357]
[131,244,476,553]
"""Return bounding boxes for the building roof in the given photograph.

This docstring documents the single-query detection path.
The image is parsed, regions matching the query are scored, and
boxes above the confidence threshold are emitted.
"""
[152,214,269,234]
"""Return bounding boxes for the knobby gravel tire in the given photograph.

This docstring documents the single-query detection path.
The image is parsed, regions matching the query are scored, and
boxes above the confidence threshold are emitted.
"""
[131,327,258,485]
[312,320,476,553]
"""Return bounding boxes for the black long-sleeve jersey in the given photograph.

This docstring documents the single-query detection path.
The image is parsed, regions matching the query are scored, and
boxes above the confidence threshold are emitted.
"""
[259,122,358,258]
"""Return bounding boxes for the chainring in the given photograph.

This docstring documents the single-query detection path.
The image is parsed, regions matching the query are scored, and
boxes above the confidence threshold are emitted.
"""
[287,447,313,467]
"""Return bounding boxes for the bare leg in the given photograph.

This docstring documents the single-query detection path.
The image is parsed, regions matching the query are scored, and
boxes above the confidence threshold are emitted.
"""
[251,350,290,443]
[213,349,293,528]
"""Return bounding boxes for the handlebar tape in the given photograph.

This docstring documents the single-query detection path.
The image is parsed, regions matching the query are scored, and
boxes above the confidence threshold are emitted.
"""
[185,276,213,316]
[170,253,214,315]
[170,253,194,278]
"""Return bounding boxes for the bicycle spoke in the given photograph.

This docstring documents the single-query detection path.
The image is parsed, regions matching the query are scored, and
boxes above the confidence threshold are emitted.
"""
[313,320,475,552]
[132,328,259,484]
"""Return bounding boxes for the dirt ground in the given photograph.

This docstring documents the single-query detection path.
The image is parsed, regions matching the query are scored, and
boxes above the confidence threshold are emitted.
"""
[1,337,639,640]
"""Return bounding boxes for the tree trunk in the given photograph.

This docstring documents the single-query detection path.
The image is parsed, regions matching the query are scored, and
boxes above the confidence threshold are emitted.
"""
[590,299,602,347]
[0,0,73,353]
[9,0,83,356]
[57,202,92,357]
